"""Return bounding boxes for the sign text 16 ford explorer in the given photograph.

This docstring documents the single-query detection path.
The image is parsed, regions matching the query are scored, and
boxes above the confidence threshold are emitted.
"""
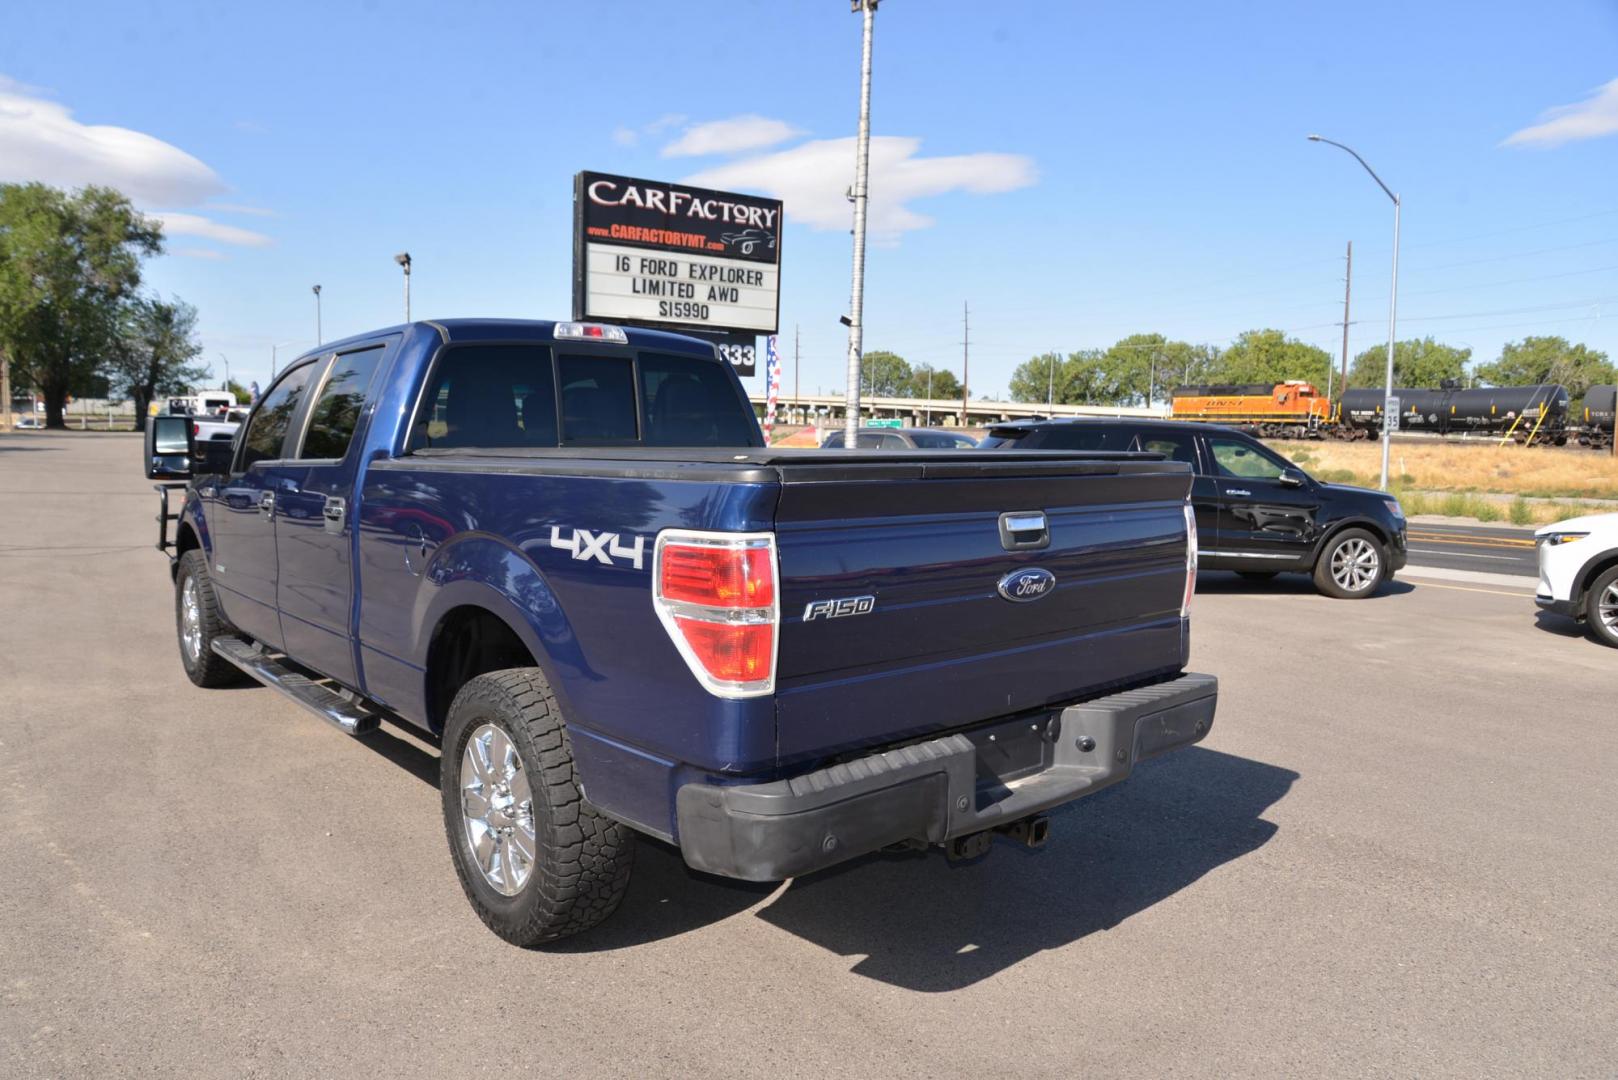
[143,318,1217,944]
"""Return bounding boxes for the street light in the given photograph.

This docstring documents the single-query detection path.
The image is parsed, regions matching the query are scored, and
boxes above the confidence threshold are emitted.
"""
[312,284,323,345]
[395,252,412,322]
[1309,133,1401,491]
[842,0,879,448]
[218,352,230,393]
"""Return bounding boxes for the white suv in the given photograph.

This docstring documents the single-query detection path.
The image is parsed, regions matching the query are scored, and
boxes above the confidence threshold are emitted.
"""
[1535,512,1618,647]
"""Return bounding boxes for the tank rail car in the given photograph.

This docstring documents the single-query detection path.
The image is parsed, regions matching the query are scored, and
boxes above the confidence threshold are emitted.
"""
[1169,380,1613,448]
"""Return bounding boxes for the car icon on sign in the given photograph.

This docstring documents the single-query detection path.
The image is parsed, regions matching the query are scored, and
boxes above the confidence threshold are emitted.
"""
[719,229,775,256]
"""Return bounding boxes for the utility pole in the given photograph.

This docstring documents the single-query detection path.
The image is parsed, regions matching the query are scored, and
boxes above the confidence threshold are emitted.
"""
[312,284,323,345]
[1336,240,1353,405]
[793,324,800,423]
[842,0,878,449]
[961,300,970,427]
[1047,348,1056,417]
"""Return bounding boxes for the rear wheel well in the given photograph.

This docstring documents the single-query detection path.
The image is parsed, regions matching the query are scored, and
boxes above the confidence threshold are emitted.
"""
[424,606,538,734]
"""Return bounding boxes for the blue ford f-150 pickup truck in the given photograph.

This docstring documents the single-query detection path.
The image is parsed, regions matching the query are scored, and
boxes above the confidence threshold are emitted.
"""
[144,318,1217,944]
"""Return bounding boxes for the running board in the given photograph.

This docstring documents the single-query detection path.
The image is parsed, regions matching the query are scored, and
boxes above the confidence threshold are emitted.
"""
[211,638,381,735]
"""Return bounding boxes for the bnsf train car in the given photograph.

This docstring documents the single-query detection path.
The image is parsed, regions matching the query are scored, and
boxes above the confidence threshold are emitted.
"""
[1340,384,1570,444]
[1169,381,1334,437]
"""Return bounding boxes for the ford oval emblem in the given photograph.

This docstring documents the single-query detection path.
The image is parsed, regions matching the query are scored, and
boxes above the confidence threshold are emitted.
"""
[998,567,1056,603]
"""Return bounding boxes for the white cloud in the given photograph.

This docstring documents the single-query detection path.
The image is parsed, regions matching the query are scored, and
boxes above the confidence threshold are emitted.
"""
[662,115,804,158]
[683,135,1037,239]
[1503,77,1618,148]
[204,202,274,217]
[612,126,638,147]
[0,75,224,204]
[0,75,273,249]
[151,212,272,247]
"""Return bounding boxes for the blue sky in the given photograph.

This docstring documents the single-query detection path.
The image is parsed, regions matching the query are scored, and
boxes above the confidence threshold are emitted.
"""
[3,0,1617,398]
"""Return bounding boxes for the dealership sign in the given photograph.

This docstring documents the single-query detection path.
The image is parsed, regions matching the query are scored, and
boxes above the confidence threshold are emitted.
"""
[573,171,782,374]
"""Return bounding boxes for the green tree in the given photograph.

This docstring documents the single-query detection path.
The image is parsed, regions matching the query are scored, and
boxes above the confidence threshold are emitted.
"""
[903,363,961,401]
[1101,334,1216,404]
[224,379,251,405]
[1212,329,1332,388]
[1473,336,1614,400]
[1009,349,1116,406]
[1347,337,1471,390]
[0,183,163,427]
[862,350,913,396]
[106,295,207,425]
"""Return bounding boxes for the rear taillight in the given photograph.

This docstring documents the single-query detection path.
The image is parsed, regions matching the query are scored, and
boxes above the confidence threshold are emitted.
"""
[1182,502,1197,619]
[652,530,778,698]
[192,422,200,437]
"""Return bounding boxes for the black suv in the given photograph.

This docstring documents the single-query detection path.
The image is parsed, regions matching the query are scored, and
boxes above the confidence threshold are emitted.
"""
[979,418,1407,598]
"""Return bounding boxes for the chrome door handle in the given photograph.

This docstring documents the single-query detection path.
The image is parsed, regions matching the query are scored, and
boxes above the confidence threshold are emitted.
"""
[1225,488,1251,497]
[258,491,276,517]
[322,496,346,534]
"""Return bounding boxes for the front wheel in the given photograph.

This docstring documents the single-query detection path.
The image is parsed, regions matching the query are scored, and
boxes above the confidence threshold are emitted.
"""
[441,669,634,945]
[1313,529,1386,599]
[1584,566,1618,648]
[175,549,245,687]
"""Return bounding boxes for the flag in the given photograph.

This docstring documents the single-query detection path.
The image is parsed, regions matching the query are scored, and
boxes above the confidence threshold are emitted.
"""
[763,335,780,444]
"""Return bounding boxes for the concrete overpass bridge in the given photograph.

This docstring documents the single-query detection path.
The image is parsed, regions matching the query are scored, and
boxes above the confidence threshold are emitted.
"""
[748,392,1167,429]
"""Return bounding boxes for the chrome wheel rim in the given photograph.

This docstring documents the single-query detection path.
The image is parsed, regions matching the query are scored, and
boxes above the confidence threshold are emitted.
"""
[180,576,203,661]
[1600,583,1618,632]
[1331,538,1380,593]
[460,723,536,897]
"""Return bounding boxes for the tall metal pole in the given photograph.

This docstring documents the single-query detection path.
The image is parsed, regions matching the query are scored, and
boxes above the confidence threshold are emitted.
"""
[793,324,800,422]
[219,352,230,393]
[1308,135,1400,491]
[842,0,877,448]
[1337,240,1353,404]
[1382,198,1401,490]
[396,252,412,322]
[926,368,932,427]
[312,284,323,345]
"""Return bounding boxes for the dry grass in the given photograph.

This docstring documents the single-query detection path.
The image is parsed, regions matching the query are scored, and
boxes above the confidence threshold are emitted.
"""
[1277,439,1618,500]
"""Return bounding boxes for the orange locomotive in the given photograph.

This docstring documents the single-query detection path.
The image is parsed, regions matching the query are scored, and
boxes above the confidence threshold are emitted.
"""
[1168,381,1340,438]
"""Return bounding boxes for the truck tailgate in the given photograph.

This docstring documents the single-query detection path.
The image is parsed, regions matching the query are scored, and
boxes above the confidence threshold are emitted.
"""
[771,455,1191,766]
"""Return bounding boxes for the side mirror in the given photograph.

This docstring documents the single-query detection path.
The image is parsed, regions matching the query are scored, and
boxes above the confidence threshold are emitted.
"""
[1278,468,1306,488]
[144,415,192,480]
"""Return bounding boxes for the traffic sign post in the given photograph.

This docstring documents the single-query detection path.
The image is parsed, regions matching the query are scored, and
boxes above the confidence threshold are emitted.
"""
[1385,395,1400,434]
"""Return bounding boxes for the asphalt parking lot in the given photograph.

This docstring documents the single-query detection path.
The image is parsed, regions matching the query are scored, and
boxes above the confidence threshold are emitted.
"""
[4,431,1616,1079]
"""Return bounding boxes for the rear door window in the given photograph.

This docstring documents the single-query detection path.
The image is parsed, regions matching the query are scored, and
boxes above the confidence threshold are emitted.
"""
[239,362,317,468]
[639,353,756,446]
[408,344,557,451]
[298,346,385,460]
[1130,429,1199,467]
[559,355,637,444]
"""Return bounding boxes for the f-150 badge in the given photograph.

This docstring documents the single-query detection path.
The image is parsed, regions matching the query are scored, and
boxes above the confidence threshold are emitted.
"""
[550,526,646,570]
[803,595,876,621]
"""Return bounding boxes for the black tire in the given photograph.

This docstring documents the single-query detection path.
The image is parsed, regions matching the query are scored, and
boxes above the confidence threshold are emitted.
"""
[1583,566,1618,649]
[1312,528,1387,599]
[1237,571,1279,582]
[441,668,634,945]
[175,549,245,687]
